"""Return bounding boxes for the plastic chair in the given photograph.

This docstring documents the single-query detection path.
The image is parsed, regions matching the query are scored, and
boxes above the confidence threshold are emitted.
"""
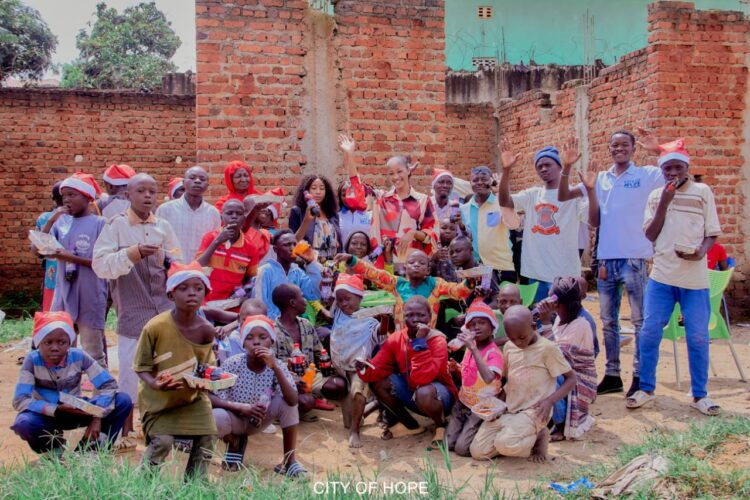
[662,268,746,389]
[500,281,539,307]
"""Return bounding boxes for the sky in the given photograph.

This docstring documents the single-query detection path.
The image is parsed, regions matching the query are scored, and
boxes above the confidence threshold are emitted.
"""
[22,0,196,77]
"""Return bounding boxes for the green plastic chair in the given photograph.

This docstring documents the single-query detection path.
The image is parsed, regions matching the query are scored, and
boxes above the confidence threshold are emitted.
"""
[500,281,539,307]
[662,268,746,389]
[360,290,396,308]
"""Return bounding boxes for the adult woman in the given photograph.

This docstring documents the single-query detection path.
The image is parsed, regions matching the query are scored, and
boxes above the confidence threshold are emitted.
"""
[338,135,435,263]
[215,160,258,212]
[289,175,342,262]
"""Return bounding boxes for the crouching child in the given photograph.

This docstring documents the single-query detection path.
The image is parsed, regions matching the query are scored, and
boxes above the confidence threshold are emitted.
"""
[11,311,132,459]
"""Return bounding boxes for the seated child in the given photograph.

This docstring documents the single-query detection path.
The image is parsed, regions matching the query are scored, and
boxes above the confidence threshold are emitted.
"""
[335,249,473,329]
[209,315,305,477]
[134,262,217,480]
[356,296,456,444]
[536,277,599,357]
[431,219,460,282]
[329,274,383,448]
[197,199,259,302]
[445,302,503,457]
[11,312,132,458]
[272,284,346,413]
[536,277,596,441]
[494,283,522,347]
[216,298,267,363]
[470,305,575,463]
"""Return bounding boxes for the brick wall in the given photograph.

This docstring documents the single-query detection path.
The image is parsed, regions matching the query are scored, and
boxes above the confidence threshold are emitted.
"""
[0,88,195,296]
[445,103,496,179]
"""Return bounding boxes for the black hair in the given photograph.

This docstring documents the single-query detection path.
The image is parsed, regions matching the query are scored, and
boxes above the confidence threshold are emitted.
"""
[449,235,472,248]
[611,130,636,147]
[271,228,294,246]
[271,283,301,311]
[51,181,63,206]
[344,231,372,255]
[293,175,338,219]
[551,276,582,324]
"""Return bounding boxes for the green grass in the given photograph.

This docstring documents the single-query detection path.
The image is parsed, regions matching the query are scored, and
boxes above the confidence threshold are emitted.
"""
[0,312,118,345]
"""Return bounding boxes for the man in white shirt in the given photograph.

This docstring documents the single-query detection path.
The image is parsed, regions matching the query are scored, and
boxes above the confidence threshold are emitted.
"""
[156,166,221,262]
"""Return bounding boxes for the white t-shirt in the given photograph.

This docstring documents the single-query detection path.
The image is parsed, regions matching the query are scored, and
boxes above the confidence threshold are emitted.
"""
[511,187,587,283]
[155,196,221,263]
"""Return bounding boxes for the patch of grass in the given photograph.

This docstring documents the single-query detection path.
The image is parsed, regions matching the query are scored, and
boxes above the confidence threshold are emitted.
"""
[0,315,33,344]
[105,310,117,332]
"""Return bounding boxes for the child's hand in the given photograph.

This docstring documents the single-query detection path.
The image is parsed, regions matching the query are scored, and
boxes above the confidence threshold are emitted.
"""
[82,417,102,441]
[56,403,90,417]
[415,323,431,339]
[215,323,234,340]
[536,299,556,324]
[52,205,71,220]
[338,134,356,154]
[450,314,465,327]
[457,330,476,351]
[138,244,160,258]
[448,358,461,377]
[297,380,310,393]
[334,253,355,266]
[216,224,238,244]
[153,373,183,391]
[254,347,276,368]
[237,403,266,422]
[53,249,74,259]
[532,397,555,424]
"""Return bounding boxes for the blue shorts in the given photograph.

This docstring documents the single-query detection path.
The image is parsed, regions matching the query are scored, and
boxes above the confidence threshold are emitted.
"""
[388,373,454,415]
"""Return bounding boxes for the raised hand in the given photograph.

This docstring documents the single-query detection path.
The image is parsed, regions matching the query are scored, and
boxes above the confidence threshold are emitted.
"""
[333,253,355,266]
[338,134,356,154]
[498,138,520,170]
[636,127,660,154]
[407,158,420,177]
[580,161,598,191]
[560,137,581,166]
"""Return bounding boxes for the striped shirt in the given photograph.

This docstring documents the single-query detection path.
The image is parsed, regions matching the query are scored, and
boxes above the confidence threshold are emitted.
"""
[12,348,118,417]
[197,230,260,301]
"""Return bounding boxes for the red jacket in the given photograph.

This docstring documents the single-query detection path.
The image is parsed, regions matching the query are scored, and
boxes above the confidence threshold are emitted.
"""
[358,328,457,398]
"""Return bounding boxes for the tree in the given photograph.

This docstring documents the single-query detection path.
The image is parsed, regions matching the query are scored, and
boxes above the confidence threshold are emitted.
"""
[61,2,180,90]
[0,0,57,83]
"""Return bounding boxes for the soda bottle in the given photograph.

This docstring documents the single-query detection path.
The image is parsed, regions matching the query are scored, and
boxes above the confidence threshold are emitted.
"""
[531,294,559,322]
[366,245,383,263]
[304,191,321,217]
[318,348,333,377]
[320,266,333,301]
[301,363,317,392]
[289,343,306,376]
[64,250,78,281]
[449,199,460,223]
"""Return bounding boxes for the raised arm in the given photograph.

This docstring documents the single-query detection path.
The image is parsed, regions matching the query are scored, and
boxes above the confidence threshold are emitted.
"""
[558,137,585,202]
[338,134,359,180]
[335,253,397,293]
[580,163,600,227]
[644,183,677,242]
[497,138,520,209]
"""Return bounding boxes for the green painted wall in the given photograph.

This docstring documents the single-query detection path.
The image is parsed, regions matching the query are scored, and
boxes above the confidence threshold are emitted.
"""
[445,0,742,70]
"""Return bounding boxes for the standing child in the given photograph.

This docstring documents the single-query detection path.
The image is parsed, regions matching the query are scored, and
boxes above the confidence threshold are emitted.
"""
[210,315,305,477]
[97,164,136,220]
[35,181,63,312]
[628,140,722,416]
[470,306,575,462]
[134,262,217,479]
[11,312,132,458]
[92,173,182,447]
[43,173,109,367]
[445,302,503,457]
[329,274,383,448]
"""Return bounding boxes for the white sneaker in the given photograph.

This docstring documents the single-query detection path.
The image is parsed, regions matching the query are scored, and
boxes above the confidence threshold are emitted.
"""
[262,424,277,434]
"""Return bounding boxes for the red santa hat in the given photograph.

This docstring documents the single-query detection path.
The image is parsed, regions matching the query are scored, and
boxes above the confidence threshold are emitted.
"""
[265,187,286,220]
[465,301,499,330]
[658,139,690,167]
[103,164,136,186]
[240,315,276,344]
[334,273,365,297]
[431,168,454,189]
[60,172,102,200]
[33,311,76,347]
[168,177,184,199]
[166,261,211,293]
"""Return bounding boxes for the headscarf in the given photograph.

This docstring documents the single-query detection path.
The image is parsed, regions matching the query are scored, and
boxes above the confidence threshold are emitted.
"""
[215,160,257,211]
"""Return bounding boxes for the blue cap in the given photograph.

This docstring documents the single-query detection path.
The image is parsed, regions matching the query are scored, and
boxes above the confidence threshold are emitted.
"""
[534,147,562,167]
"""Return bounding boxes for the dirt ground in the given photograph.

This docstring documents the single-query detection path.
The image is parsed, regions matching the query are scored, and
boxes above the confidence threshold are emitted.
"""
[1,294,749,495]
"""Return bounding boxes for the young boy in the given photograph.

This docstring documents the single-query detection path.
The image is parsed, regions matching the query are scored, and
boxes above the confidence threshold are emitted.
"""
[335,249,473,329]
[216,298,268,363]
[197,199,260,302]
[272,284,346,411]
[431,219,461,281]
[445,301,503,457]
[209,315,305,477]
[97,164,136,220]
[329,274,382,448]
[92,173,182,445]
[470,305,575,462]
[42,173,109,367]
[356,296,456,444]
[134,262,217,479]
[35,181,63,311]
[493,283,522,347]
[11,311,132,458]
[498,140,588,303]
[627,140,722,416]
[167,177,185,200]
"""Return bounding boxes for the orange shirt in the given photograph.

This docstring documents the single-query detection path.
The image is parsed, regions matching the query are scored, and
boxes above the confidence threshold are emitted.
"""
[196,231,259,301]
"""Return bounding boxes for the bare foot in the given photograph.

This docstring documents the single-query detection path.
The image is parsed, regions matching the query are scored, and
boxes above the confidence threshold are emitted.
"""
[528,428,550,463]
[349,431,362,448]
[550,431,565,442]
[381,428,394,440]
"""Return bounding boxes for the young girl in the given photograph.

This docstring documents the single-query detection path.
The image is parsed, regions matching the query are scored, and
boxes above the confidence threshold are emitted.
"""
[337,178,373,245]
[210,315,304,477]
[289,175,342,262]
[134,262,217,480]
[446,301,503,456]
[536,277,596,441]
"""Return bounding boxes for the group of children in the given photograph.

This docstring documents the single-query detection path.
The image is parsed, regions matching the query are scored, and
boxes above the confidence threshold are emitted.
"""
[14,128,724,478]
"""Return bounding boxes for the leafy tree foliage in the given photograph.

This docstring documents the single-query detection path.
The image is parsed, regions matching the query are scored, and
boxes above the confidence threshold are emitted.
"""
[0,0,57,83]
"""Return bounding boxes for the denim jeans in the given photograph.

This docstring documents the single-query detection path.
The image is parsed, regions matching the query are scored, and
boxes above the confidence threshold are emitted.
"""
[639,279,710,398]
[597,259,647,377]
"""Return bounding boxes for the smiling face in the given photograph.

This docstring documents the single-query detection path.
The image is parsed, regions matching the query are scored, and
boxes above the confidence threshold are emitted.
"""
[184,167,209,197]
[609,133,635,165]
[404,298,431,335]
[534,157,561,185]
[470,170,492,198]
[37,330,71,365]
[404,251,430,281]
[308,177,327,204]
[127,175,158,214]
[467,316,494,343]
[60,187,90,217]
[232,168,251,193]
[168,277,207,311]
[346,232,370,259]
[387,157,410,192]
[660,159,689,186]
[433,176,453,199]
[335,288,363,316]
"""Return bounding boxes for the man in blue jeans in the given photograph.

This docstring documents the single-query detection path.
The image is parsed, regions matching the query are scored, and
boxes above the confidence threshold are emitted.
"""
[559,129,663,397]
[626,139,721,416]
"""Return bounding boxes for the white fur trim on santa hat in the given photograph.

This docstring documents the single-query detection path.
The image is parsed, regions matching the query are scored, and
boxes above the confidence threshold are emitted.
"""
[60,177,96,199]
[465,309,499,329]
[240,319,276,345]
[658,152,690,167]
[166,269,211,293]
[103,174,129,186]
[34,321,76,345]
[333,283,364,297]
[431,171,454,188]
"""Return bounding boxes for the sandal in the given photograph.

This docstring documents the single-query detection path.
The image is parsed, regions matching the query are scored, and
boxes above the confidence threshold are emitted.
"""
[113,432,138,452]
[275,462,308,479]
[313,398,335,411]
[300,413,319,423]
[626,390,655,409]
[691,398,721,416]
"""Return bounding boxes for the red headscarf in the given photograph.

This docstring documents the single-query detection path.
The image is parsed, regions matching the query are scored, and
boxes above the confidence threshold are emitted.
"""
[215,161,257,211]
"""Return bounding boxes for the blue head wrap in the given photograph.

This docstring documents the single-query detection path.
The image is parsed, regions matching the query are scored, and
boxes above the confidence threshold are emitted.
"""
[534,147,562,167]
